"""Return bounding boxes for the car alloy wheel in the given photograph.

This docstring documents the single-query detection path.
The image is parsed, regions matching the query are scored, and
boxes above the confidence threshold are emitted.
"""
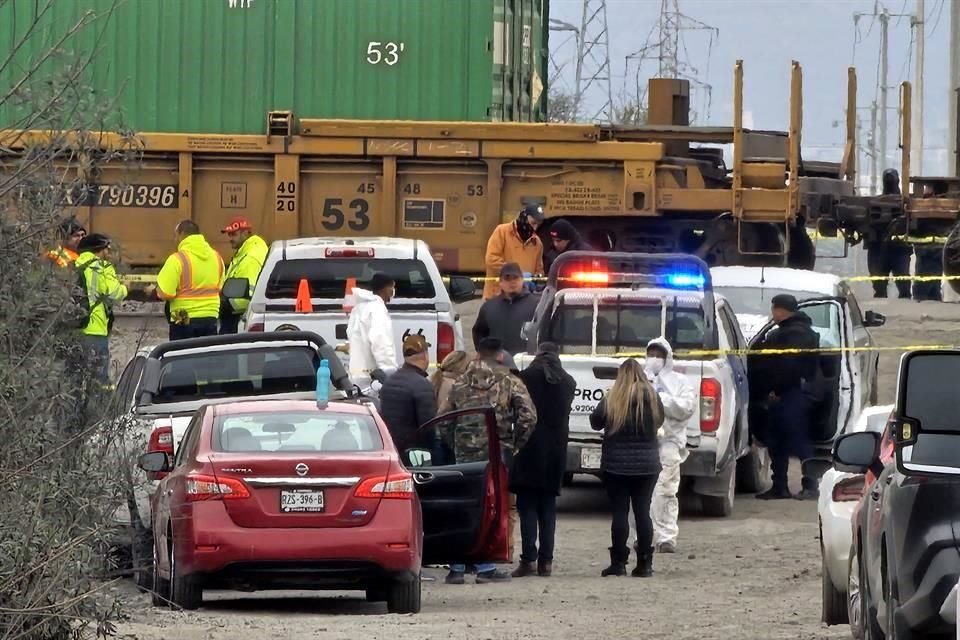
[169,540,202,610]
[150,540,169,608]
[847,549,864,639]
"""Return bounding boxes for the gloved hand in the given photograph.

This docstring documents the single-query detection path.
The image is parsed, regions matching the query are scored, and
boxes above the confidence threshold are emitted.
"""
[370,368,388,384]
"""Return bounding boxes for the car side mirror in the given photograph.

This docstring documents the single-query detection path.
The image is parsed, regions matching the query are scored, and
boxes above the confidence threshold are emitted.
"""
[405,448,433,467]
[138,451,171,473]
[447,276,478,303]
[864,310,886,328]
[221,277,250,299]
[832,431,880,474]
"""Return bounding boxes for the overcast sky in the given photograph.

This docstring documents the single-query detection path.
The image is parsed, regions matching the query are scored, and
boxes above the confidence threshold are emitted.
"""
[548,0,951,177]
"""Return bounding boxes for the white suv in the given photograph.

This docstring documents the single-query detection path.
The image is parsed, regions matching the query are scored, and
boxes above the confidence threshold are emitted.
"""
[239,237,471,372]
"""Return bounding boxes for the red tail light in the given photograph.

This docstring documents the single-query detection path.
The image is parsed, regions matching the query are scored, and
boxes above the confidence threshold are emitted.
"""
[832,475,865,502]
[184,474,250,501]
[247,322,264,332]
[437,322,455,363]
[700,378,721,432]
[354,472,415,500]
[325,248,374,258]
[146,425,173,481]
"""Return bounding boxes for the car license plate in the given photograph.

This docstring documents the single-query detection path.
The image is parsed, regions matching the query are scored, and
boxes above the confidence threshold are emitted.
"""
[580,448,602,470]
[280,489,324,513]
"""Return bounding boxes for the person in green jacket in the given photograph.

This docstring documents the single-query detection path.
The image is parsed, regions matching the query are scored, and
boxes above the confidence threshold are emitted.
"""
[75,233,128,383]
[219,216,268,334]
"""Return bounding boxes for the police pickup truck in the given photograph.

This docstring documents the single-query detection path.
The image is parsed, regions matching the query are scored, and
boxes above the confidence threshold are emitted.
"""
[516,252,759,517]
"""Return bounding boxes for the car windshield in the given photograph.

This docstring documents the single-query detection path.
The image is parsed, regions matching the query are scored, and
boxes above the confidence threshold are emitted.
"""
[715,286,826,316]
[152,347,319,404]
[547,293,706,353]
[265,258,436,299]
[213,411,383,453]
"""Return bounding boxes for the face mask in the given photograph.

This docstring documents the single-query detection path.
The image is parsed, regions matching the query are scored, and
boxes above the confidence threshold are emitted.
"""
[645,356,665,375]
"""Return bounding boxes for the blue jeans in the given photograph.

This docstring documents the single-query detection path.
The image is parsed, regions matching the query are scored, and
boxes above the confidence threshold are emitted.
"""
[79,334,110,384]
[450,563,496,574]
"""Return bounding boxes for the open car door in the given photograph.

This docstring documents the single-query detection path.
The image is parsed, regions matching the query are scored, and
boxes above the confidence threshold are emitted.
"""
[747,297,854,448]
[407,408,509,565]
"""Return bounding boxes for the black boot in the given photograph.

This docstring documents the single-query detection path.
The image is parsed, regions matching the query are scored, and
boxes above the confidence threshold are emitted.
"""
[632,545,653,577]
[600,547,628,577]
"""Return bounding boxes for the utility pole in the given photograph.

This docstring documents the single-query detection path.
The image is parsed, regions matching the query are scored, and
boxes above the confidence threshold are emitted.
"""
[870,101,879,194]
[912,0,924,176]
[879,7,890,176]
[950,0,960,176]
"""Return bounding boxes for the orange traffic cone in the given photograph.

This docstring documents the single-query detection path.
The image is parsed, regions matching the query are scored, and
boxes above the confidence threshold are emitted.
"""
[295,278,313,313]
[342,277,357,314]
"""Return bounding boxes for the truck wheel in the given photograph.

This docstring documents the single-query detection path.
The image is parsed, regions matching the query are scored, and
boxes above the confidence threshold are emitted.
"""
[701,470,735,517]
[735,444,769,494]
[387,574,421,614]
[821,552,848,625]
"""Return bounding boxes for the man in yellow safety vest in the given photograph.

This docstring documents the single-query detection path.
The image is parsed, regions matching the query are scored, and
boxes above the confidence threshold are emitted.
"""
[74,233,127,383]
[219,216,268,334]
[46,218,86,268]
[147,220,224,340]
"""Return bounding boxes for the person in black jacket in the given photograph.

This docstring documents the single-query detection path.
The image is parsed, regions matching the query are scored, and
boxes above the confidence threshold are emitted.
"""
[510,342,576,578]
[753,294,821,501]
[590,358,664,578]
[378,335,437,458]
[543,219,592,274]
[472,262,539,354]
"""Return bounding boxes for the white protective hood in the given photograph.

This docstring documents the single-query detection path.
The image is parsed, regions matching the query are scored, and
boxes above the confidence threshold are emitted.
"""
[346,287,398,392]
[645,337,697,450]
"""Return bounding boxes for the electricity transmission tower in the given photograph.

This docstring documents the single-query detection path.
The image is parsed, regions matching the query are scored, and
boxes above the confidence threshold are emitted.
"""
[573,0,614,123]
[625,0,718,123]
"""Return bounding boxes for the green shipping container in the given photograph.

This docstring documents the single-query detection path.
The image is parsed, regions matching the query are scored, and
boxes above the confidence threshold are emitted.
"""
[0,0,549,134]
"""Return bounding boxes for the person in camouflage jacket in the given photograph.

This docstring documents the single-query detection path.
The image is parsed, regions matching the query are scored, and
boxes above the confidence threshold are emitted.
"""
[440,337,537,585]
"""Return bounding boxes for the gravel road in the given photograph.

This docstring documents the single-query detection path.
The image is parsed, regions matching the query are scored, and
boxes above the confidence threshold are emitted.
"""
[107,272,960,640]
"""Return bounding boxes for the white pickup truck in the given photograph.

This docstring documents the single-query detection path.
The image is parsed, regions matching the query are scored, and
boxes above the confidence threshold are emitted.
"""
[515,252,761,517]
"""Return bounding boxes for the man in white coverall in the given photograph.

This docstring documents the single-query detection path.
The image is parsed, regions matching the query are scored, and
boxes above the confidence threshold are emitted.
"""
[346,272,398,395]
[645,337,696,554]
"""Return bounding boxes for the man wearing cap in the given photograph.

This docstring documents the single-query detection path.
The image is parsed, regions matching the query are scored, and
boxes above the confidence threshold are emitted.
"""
[543,219,592,275]
[483,205,545,300]
[146,220,224,341]
[74,233,127,383]
[472,262,540,355]
[753,294,821,500]
[378,334,437,457]
[219,216,268,334]
[47,218,86,268]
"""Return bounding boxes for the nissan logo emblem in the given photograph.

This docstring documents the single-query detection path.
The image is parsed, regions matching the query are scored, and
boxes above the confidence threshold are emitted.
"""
[295,463,309,477]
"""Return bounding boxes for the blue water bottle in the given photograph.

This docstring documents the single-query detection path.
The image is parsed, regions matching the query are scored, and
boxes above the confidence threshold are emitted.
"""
[316,359,331,405]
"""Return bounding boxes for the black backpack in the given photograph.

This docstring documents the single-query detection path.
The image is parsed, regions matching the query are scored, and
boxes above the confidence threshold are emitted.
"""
[68,260,111,330]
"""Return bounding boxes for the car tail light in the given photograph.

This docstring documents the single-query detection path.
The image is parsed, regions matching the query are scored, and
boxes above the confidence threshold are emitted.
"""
[325,248,374,258]
[354,472,415,499]
[832,475,866,502]
[146,425,173,481]
[247,322,264,332]
[437,322,455,363]
[700,378,721,433]
[184,474,250,501]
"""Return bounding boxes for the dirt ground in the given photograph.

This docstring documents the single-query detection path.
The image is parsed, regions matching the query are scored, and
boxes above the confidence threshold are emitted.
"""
[107,265,960,640]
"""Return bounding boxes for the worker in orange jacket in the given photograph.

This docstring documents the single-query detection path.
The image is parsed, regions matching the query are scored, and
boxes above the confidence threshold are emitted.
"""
[483,205,545,299]
[46,218,86,267]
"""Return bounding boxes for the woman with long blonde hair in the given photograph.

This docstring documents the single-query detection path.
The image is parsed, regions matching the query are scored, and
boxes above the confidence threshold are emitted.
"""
[590,358,664,578]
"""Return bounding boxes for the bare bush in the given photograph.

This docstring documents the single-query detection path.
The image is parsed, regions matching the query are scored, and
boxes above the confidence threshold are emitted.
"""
[0,2,142,638]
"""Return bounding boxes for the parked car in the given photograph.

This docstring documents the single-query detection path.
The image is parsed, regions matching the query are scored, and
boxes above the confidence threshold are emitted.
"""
[516,252,756,517]
[236,237,474,371]
[139,400,508,613]
[834,350,960,639]
[111,331,348,589]
[712,267,885,479]
[818,404,893,626]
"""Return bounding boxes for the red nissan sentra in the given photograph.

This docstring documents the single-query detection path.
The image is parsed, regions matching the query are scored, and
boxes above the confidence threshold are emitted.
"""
[139,399,508,614]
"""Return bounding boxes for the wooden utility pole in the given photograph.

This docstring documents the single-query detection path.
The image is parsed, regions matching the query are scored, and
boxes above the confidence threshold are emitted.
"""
[950,0,960,176]
[912,0,924,176]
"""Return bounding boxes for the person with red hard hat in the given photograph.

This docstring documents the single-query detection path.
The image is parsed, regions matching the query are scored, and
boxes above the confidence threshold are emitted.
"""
[219,216,268,334]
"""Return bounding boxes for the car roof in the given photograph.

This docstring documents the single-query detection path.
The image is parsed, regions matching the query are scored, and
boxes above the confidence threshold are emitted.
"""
[853,404,894,433]
[269,236,426,260]
[710,266,841,297]
[210,399,374,417]
[144,335,323,360]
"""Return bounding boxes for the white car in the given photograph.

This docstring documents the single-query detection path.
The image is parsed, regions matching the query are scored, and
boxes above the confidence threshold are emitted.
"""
[711,266,886,460]
[818,404,893,626]
[516,252,758,517]
[238,237,471,373]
